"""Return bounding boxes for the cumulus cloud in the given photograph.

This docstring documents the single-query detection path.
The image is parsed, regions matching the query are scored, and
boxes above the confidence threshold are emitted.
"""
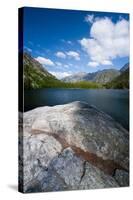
[80,17,129,66]
[35,56,54,66]
[56,50,80,61]
[49,71,72,79]
[101,60,113,65]
[55,62,69,69]
[66,51,80,60]
[55,51,66,58]
[88,61,99,67]
[84,14,94,24]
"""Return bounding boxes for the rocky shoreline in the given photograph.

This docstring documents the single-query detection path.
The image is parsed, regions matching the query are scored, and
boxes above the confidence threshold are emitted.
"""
[19,101,129,193]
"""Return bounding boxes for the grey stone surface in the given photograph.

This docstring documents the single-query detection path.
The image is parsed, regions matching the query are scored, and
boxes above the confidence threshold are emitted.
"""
[24,101,129,169]
[114,169,129,187]
[23,133,62,192]
[51,148,84,187]
[20,101,129,192]
[23,148,119,192]
[79,161,119,189]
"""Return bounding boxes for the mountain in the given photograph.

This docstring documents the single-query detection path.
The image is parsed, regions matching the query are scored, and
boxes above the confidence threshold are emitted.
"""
[23,53,60,89]
[93,69,120,83]
[62,72,96,83]
[120,63,129,72]
[23,53,129,89]
[62,69,120,84]
[106,65,129,89]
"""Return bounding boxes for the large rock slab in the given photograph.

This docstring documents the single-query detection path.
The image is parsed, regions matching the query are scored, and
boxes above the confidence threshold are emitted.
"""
[24,101,129,169]
[20,101,129,192]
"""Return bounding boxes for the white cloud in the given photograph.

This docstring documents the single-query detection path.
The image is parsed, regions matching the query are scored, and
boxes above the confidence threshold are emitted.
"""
[80,17,129,66]
[84,14,94,24]
[101,60,113,65]
[67,40,73,45]
[50,71,72,79]
[55,50,80,61]
[35,56,54,66]
[55,62,62,66]
[24,46,32,52]
[55,51,66,58]
[66,51,80,60]
[64,64,69,68]
[61,39,73,45]
[55,62,69,69]
[88,61,99,67]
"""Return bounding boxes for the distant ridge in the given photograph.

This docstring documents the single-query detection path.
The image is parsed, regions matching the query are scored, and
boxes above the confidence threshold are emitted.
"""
[23,53,129,89]
[62,69,120,84]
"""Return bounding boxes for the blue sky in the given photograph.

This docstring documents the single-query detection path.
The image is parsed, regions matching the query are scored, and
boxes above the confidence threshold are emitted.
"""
[23,7,129,79]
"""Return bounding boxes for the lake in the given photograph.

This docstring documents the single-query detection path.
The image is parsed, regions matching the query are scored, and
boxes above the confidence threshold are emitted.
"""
[24,89,129,130]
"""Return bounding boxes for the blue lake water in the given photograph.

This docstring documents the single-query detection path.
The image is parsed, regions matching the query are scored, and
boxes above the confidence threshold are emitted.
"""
[24,89,129,130]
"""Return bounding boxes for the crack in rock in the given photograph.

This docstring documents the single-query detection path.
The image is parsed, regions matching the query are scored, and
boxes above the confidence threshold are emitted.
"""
[31,129,126,175]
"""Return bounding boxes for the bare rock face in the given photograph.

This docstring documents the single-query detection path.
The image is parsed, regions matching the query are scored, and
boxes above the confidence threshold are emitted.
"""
[24,148,119,193]
[79,161,119,190]
[23,134,62,190]
[114,169,129,187]
[20,101,129,192]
